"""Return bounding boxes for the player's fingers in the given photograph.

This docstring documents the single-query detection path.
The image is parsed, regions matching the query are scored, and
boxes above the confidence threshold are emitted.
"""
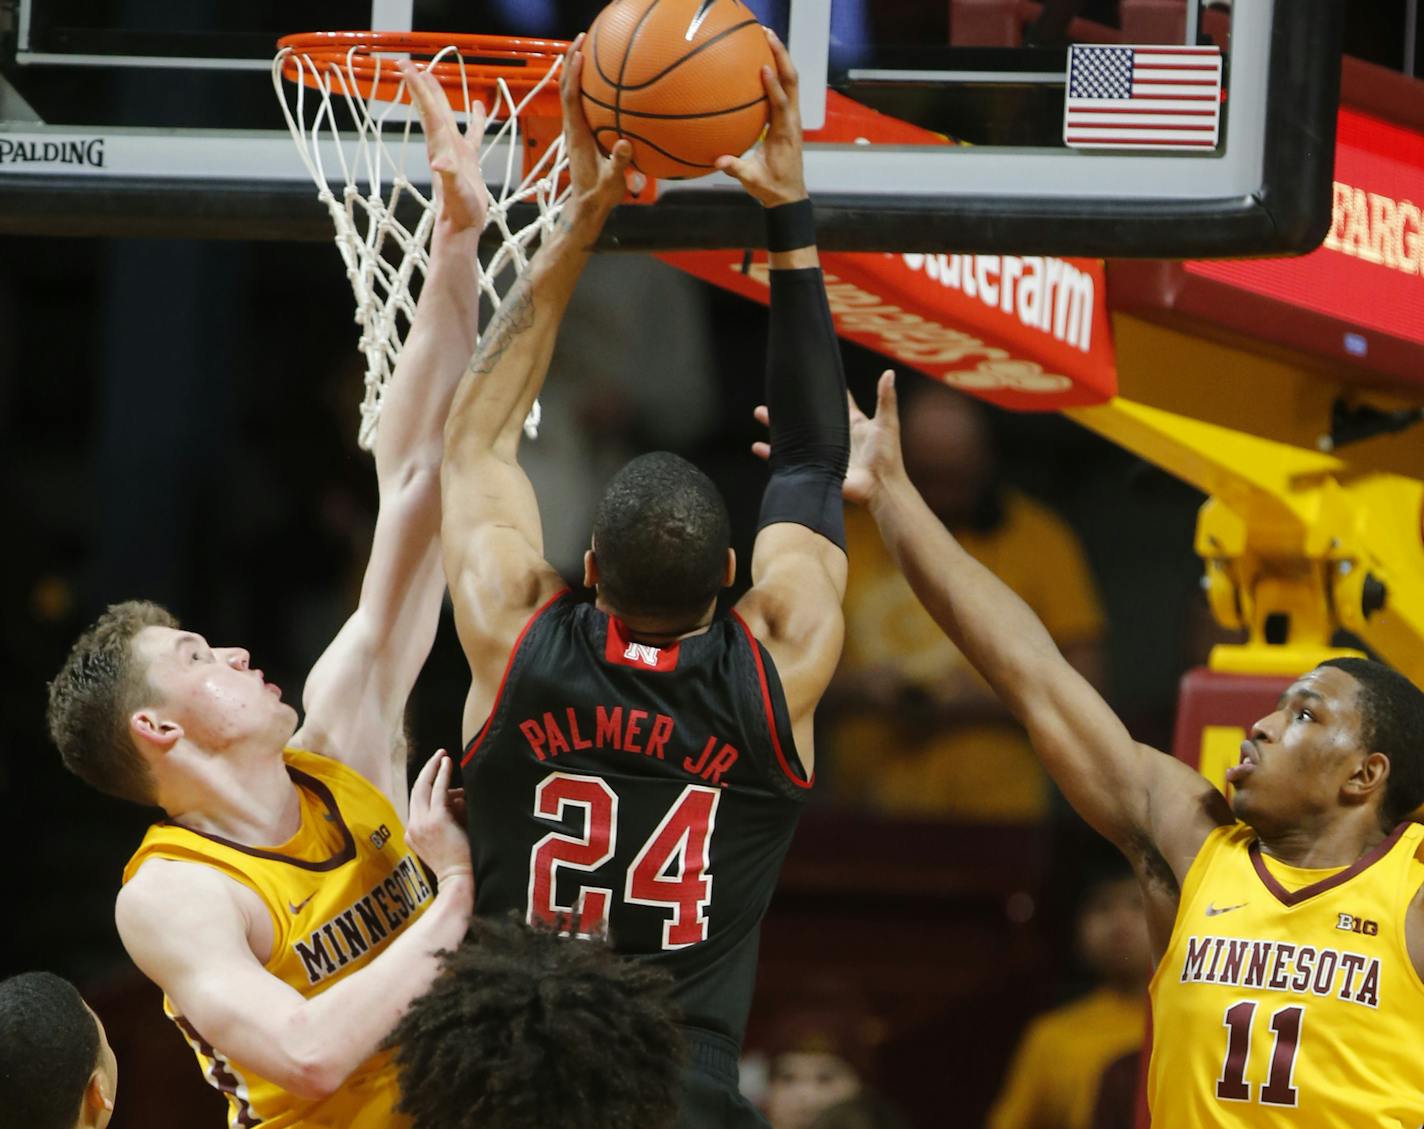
[714,154,756,185]
[752,403,769,427]
[605,138,634,179]
[751,440,771,461]
[761,62,791,113]
[560,36,588,120]
[764,28,799,93]
[845,389,867,424]
[429,752,453,808]
[399,62,432,121]
[409,748,443,814]
[626,168,648,195]
[403,63,443,123]
[467,99,487,142]
[876,369,899,425]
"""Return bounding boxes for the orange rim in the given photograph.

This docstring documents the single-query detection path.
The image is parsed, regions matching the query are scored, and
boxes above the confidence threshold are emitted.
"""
[276,31,570,117]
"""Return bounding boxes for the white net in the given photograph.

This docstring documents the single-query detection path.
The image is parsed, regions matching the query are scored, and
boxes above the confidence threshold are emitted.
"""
[272,43,571,450]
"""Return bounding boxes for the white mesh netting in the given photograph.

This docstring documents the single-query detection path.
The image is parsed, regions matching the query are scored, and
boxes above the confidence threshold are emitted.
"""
[273,44,571,450]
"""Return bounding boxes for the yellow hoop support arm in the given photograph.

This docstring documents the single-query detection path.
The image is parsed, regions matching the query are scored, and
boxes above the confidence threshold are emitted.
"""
[1067,396,1424,684]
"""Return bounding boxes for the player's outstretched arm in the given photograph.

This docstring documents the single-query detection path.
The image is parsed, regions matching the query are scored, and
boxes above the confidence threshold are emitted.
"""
[723,31,848,772]
[848,372,1231,875]
[114,752,473,1100]
[442,35,642,744]
[295,63,488,814]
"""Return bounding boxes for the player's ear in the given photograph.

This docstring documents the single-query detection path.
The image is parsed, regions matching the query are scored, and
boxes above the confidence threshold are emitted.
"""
[130,709,182,752]
[722,547,736,589]
[1344,750,1389,804]
[583,548,600,590]
[84,1067,115,1117]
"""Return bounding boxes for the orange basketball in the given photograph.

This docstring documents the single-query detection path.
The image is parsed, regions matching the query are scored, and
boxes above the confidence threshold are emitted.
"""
[580,0,774,180]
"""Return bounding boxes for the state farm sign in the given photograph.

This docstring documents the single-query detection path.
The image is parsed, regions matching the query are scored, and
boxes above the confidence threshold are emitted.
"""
[661,249,1117,411]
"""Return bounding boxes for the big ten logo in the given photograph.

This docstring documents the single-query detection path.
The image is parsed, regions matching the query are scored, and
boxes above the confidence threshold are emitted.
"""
[369,824,392,850]
[1337,912,1379,936]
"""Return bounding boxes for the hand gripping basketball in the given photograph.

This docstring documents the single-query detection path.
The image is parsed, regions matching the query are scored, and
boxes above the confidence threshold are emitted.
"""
[398,60,490,235]
[715,30,808,209]
[560,35,647,223]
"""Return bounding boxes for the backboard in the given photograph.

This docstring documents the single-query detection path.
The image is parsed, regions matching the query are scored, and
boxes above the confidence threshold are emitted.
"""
[0,0,1342,255]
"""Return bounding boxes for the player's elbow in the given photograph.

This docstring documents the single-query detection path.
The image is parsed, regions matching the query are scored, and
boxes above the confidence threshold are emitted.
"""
[442,406,508,471]
[266,1051,345,1101]
[380,460,441,509]
[272,1020,355,1100]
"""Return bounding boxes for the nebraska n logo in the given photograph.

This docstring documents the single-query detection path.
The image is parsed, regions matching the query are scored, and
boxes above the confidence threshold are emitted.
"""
[623,642,662,667]
[606,618,681,672]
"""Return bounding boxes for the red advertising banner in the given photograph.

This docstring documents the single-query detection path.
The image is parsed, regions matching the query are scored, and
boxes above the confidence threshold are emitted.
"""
[657,90,1118,411]
[1157,107,1424,389]
[661,249,1117,411]
[1187,109,1423,344]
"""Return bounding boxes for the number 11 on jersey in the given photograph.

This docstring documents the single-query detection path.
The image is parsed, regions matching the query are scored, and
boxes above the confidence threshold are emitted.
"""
[527,772,721,949]
[1217,1001,1304,1107]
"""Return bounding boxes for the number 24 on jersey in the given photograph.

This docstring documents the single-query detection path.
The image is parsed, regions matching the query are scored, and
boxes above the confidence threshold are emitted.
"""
[527,772,720,949]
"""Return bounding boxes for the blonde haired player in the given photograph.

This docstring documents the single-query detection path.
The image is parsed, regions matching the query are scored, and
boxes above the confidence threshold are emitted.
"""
[761,372,1424,1127]
[46,63,483,1129]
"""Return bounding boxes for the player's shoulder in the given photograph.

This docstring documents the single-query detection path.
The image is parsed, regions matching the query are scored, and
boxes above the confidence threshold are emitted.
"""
[122,853,246,900]
[117,856,249,937]
[1203,820,1255,855]
[735,571,838,648]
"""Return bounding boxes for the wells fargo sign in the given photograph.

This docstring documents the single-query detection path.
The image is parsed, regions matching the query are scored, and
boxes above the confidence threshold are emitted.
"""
[1180,107,1424,373]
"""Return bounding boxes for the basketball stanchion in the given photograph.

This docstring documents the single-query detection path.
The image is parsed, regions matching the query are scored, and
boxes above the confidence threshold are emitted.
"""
[272,32,573,450]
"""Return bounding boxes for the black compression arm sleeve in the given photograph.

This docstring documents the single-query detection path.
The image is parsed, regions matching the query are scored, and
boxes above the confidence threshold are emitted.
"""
[758,266,850,550]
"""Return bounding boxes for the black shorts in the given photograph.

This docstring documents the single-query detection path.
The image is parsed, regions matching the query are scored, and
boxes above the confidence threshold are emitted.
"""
[675,1027,770,1129]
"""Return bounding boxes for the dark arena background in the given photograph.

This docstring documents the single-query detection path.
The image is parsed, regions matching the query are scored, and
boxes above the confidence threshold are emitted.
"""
[4,2,1422,1126]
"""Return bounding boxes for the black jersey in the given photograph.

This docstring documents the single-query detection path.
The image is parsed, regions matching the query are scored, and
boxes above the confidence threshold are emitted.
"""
[462,590,813,1044]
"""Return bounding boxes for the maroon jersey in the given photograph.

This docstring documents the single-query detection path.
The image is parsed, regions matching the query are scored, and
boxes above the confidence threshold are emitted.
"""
[462,591,812,1044]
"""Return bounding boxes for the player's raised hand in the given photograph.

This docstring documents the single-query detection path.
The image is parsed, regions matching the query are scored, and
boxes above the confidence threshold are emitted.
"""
[560,34,647,222]
[843,371,904,505]
[399,60,489,234]
[405,750,474,888]
[714,28,807,208]
[752,370,903,505]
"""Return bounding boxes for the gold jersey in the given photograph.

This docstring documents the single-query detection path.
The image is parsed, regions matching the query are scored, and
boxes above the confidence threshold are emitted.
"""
[1148,821,1424,1128]
[123,748,434,1129]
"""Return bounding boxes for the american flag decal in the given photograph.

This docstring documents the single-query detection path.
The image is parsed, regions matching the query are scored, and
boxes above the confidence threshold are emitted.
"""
[1063,44,1223,150]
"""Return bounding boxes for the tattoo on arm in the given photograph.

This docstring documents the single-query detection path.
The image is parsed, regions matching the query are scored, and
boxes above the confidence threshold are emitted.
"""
[468,280,536,380]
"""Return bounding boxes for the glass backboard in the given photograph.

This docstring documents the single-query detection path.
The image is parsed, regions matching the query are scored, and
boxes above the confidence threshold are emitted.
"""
[0,0,1343,255]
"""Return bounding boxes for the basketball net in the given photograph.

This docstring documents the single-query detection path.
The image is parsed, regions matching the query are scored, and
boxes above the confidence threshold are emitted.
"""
[273,38,571,450]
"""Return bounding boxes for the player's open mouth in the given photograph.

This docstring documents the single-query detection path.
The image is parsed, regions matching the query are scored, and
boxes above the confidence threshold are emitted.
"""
[1225,740,1258,785]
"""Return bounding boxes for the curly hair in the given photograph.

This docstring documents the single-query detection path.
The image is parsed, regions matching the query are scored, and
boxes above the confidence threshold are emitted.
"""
[47,599,176,805]
[387,914,685,1129]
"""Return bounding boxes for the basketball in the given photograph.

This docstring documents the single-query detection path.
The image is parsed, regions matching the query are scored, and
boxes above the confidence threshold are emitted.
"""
[580,0,775,180]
